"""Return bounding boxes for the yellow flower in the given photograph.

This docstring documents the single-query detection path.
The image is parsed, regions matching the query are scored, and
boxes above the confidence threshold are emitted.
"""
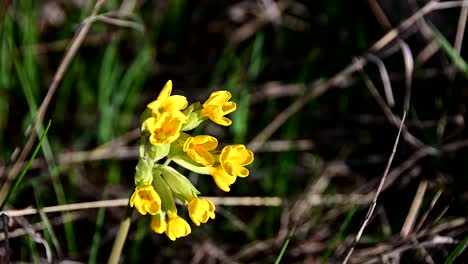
[220,145,254,177]
[165,212,191,241]
[183,135,218,166]
[130,185,161,215]
[202,91,236,126]
[150,213,167,234]
[210,165,237,192]
[188,198,216,226]
[147,80,188,121]
[146,112,184,145]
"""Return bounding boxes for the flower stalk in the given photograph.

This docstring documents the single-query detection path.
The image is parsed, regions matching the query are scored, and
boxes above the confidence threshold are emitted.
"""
[108,205,132,264]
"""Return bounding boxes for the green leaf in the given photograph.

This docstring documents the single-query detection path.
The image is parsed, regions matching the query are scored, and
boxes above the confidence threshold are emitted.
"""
[444,235,468,264]
[429,23,468,78]
[0,120,51,211]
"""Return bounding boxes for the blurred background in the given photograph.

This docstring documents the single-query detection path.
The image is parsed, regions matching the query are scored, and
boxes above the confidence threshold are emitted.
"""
[1,0,468,263]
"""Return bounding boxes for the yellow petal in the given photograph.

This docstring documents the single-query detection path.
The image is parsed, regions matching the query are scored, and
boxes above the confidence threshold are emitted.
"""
[158,80,173,100]
[150,213,167,234]
[130,185,161,215]
[220,145,254,177]
[165,212,191,241]
[202,91,237,126]
[183,135,218,166]
[147,113,184,145]
[203,91,231,106]
[211,166,236,192]
[188,198,216,226]
[165,95,188,112]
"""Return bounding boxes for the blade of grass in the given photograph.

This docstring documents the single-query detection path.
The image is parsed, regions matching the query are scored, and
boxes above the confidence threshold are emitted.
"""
[32,183,64,259]
[129,218,147,263]
[26,235,41,264]
[0,120,51,211]
[89,204,107,264]
[321,207,356,262]
[19,0,40,101]
[116,46,151,131]
[98,42,121,143]
[0,10,14,152]
[444,235,468,264]
[428,23,468,78]
[274,224,297,264]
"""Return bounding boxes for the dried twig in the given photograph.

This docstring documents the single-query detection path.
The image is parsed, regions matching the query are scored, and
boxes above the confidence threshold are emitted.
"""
[401,180,428,238]
[342,111,407,264]
[358,64,423,148]
[455,2,468,53]
[414,190,443,233]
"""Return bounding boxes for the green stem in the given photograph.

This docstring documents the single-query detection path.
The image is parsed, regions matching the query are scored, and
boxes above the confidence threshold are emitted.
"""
[162,158,172,167]
[108,205,133,264]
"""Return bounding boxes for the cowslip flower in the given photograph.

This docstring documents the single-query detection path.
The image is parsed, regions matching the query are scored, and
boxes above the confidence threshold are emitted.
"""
[147,80,188,121]
[150,213,167,234]
[130,185,161,215]
[125,80,254,243]
[146,112,184,145]
[183,135,218,166]
[219,145,254,177]
[210,165,237,192]
[165,212,191,241]
[202,91,236,126]
[188,198,215,226]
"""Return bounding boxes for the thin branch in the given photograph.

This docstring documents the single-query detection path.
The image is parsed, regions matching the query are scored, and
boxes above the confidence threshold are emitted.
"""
[454,4,468,53]
[366,54,395,107]
[358,64,423,148]
[400,180,427,238]
[342,111,407,264]
[414,190,443,232]
[399,40,414,112]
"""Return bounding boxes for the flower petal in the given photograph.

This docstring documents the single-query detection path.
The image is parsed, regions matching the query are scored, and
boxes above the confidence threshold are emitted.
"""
[158,80,173,100]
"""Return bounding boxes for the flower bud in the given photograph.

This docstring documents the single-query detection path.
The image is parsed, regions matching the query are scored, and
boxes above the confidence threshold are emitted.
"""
[147,143,170,162]
[134,159,153,185]
[160,165,200,204]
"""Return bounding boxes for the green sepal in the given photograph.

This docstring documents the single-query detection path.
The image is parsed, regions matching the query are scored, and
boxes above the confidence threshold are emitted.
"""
[134,159,153,186]
[181,102,206,131]
[152,167,177,212]
[159,165,200,204]
[172,154,211,175]
[140,108,152,125]
[147,143,170,162]
[140,108,152,135]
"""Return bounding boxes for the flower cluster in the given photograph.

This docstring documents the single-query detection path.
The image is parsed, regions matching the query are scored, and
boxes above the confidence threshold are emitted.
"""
[129,80,254,240]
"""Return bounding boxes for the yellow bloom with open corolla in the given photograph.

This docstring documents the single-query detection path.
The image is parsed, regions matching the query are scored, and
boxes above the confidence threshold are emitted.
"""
[130,185,161,215]
[150,213,167,234]
[147,80,188,121]
[202,91,236,126]
[125,80,255,243]
[188,198,215,226]
[165,212,191,241]
[220,144,254,177]
[183,135,218,166]
[210,165,237,192]
[146,112,184,146]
